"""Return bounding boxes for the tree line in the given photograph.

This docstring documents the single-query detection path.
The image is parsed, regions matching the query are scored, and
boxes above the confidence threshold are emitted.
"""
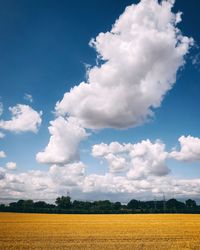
[0,196,199,214]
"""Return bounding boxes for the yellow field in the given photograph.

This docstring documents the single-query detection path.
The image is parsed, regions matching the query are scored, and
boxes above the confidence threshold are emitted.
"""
[1,213,200,249]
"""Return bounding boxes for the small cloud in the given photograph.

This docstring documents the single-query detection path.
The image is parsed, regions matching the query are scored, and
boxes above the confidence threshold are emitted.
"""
[24,93,33,103]
[0,132,5,139]
[191,52,200,71]
[189,43,200,71]
[192,53,200,65]
[0,104,42,133]
[6,162,17,170]
[0,151,6,158]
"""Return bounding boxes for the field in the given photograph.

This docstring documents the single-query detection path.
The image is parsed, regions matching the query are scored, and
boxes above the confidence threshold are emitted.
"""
[1,213,200,249]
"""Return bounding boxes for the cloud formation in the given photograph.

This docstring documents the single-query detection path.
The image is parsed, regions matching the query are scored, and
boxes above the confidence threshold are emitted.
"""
[0,151,6,158]
[92,140,170,177]
[49,162,85,187]
[4,0,195,202]
[0,132,5,139]
[56,0,193,129]
[2,134,200,201]
[37,0,193,180]
[170,135,200,162]
[36,117,88,165]
[127,139,170,179]
[1,161,200,202]
[6,162,17,170]
[24,93,33,103]
[0,162,86,200]
[0,104,42,133]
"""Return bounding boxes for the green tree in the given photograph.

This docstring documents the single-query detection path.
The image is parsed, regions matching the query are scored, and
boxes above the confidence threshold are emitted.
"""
[166,199,185,212]
[127,199,139,209]
[55,196,72,209]
[34,201,48,208]
[113,202,121,210]
[185,199,196,208]
[23,200,34,209]
[16,200,25,207]
[93,200,112,210]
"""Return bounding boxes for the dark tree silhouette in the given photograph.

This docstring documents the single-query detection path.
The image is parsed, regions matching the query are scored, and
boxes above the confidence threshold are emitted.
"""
[166,199,185,212]
[186,199,197,208]
[0,196,199,214]
[127,199,139,209]
[55,196,72,209]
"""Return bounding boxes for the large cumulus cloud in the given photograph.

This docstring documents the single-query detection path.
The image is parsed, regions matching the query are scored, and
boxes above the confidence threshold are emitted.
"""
[37,0,193,170]
[55,0,193,129]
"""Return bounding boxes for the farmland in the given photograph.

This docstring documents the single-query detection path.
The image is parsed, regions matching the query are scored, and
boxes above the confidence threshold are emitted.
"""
[1,213,200,249]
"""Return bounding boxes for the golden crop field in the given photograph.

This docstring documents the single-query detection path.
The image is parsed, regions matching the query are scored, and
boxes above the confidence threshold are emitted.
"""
[1,213,200,249]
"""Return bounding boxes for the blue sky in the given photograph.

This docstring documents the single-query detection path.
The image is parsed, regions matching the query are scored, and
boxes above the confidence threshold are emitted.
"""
[0,0,200,202]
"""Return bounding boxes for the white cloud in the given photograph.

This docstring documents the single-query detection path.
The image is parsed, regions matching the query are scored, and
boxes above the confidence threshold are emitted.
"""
[36,117,88,165]
[0,104,42,133]
[0,151,6,158]
[1,149,200,201]
[24,93,33,103]
[55,0,193,129]
[92,142,125,157]
[1,139,172,201]
[36,0,193,195]
[92,139,169,177]
[105,154,129,173]
[92,142,128,173]
[0,132,5,139]
[127,139,170,179]
[170,135,200,162]
[0,162,86,200]
[82,173,200,201]
[0,169,55,200]
[83,173,166,195]
[6,162,17,170]
[49,162,85,187]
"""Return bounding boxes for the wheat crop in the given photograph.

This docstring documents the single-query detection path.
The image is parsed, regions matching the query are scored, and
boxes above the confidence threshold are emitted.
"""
[1,213,200,249]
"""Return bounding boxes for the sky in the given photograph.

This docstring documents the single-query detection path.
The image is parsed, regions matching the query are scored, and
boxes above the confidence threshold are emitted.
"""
[0,0,200,203]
